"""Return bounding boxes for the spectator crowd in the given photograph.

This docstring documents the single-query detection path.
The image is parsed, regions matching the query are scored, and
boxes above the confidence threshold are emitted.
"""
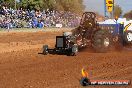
[0,6,81,29]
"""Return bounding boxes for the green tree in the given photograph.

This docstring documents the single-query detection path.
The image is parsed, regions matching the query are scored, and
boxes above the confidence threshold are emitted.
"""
[0,0,16,9]
[18,0,84,13]
[114,5,122,18]
[54,0,84,13]
[124,10,132,19]
[0,0,4,4]
[19,0,41,10]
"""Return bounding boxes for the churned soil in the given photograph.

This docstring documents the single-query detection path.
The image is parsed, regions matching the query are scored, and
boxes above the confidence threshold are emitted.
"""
[0,30,131,88]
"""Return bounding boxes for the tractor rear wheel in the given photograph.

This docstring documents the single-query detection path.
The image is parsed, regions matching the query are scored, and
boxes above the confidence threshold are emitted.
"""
[93,30,111,53]
[71,44,78,56]
[67,44,78,56]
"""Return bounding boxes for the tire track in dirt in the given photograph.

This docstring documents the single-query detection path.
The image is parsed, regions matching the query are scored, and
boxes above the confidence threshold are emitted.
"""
[0,31,61,53]
[0,39,55,53]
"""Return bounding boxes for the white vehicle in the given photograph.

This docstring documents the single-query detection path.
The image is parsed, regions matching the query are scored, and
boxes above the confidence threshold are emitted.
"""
[124,23,132,44]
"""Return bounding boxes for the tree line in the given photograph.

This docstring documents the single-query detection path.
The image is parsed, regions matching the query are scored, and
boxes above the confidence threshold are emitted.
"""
[0,0,85,14]
[114,5,132,19]
[0,0,131,19]
[124,10,132,20]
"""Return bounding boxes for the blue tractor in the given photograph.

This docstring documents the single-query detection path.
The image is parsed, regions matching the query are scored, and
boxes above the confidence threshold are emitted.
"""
[99,22,132,47]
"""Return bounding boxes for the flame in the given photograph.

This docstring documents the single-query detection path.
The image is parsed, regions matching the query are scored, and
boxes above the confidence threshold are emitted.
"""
[81,68,88,78]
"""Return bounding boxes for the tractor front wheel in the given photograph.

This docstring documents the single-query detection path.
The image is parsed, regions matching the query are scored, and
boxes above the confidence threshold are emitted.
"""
[42,45,49,55]
[71,44,78,56]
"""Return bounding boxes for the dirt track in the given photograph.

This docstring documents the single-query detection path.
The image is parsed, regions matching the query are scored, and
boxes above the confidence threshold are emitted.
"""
[0,30,132,88]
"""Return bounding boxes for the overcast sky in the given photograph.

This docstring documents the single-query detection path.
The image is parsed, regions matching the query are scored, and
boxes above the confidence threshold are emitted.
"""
[83,0,132,15]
